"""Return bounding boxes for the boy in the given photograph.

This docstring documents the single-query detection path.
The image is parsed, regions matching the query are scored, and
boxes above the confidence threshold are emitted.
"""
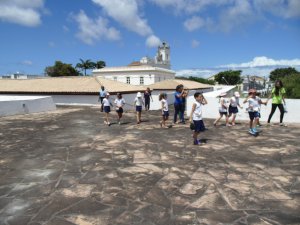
[189,92,208,145]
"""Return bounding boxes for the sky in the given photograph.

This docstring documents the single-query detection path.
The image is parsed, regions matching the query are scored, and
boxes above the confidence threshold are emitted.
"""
[0,0,300,78]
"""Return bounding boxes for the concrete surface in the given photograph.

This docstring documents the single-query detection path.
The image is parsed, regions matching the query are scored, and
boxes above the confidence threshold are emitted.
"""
[0,106,300,225]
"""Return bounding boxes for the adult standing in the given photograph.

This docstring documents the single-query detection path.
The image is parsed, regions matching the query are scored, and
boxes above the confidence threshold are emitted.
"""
[267,80,286,126]
[99,86,107,112]
[173,85,185,124]
[144,87,153,111]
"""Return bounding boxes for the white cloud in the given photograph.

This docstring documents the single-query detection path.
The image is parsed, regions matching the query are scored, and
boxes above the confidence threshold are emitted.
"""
[184,16,206,31]
[92,0,152,36]
[191,39,200,48]
[220,56,300,68]
[73,10,121,45]
[21,60,33,66]
[0,0,45,27]
[146,35,161,48]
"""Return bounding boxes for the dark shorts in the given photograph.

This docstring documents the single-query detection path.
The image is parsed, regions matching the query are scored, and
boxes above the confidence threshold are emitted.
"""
[248,111,259,120]
[229,106,238,114]
[116,107,123,113]
[193,120,206,133]
[104,106,111,113]
[136,106,142,112]
[219,111,228,116]
[162,111,169,118]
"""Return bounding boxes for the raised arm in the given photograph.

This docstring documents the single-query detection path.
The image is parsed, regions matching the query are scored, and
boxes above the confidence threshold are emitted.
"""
[202,96,208,105]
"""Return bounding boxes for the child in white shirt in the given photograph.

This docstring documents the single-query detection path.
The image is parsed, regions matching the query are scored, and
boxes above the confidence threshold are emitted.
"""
[159,93,171,128]
[189,92,208,145]
[134,92,144,124]
[114,93,126,125]
[102,93,113,126]
[213,92,231,127]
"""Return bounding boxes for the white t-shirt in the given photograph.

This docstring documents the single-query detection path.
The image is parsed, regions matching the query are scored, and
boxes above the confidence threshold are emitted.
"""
[102,98,111,107]
[230,96,239,107]
[114,98,125,108]
[193,101,203,121]
[161,99,168,111]
[247,97,260,112]
[219,97,227,112]
[135,97,144,106]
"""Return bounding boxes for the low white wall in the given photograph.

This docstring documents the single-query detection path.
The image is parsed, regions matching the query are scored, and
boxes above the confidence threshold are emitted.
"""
[0,95,56,117]
[186,96,300,123]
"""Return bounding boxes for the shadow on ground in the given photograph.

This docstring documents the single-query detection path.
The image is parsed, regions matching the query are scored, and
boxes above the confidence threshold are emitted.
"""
[0,106,300,225]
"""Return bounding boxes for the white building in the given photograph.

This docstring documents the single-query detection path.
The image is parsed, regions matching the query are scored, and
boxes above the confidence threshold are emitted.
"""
[93,42,175,86]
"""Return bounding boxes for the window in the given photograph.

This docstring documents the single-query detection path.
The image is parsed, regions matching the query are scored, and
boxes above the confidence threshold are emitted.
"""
[140,76,144,85]
[113,76,117,81]
[126,77,130,84]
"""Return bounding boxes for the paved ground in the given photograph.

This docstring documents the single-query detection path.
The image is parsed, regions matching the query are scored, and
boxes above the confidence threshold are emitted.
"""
[0,106,300,225]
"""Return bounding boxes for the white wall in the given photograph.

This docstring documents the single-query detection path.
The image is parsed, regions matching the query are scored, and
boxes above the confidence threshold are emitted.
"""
[186,96,300,123]
[0,95,56,117]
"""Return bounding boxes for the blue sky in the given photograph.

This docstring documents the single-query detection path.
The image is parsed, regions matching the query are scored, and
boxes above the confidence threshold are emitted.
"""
[0,0,300,77]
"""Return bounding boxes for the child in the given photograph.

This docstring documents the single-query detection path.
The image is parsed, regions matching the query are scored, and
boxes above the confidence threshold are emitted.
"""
[159,93,170,128]
[114,93,126,125]
[134,92,144,124]
[102,93,113,126]
[189,92,208,145]
[213,92,231,126]
[256,92,267,126]
[243,89,264,135]
[228,91,243,126]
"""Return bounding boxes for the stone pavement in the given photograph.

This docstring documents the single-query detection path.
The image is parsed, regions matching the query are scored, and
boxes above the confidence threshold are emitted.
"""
[0,106,300,225]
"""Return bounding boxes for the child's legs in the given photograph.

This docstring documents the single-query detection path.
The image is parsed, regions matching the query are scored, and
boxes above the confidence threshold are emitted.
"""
[118,112,122,119]
[136,112,139,122]
[138,112,142,121]
[105,113,109,122]
[214,113,223,124]
[231,114,236,123]
[225,115,230,124]
[193,131,199,140]
[249,119,253,129]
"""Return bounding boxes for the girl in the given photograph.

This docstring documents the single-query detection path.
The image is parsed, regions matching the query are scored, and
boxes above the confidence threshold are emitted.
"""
[159,93,170,128]
[134,92,144,124]
[243,89,264,135]
[189,92,208,145]
[213,92,231,126]
[114,93,126,125]
[228,91,243,126]
[267,80,286,126]
[144,87,153,111]
[102,93,113,126]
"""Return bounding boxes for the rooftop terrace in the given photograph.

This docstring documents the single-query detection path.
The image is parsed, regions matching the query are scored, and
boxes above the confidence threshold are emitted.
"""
[0,107,300,225]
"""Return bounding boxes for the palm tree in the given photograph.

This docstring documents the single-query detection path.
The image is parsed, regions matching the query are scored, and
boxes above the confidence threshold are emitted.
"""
[76,59,96,76]
[95,60,106,69]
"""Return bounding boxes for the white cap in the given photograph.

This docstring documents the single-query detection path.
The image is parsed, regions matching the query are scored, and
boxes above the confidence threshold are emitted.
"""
[137,92,142,97]
[106,92,110,96]
[234,91,240,97]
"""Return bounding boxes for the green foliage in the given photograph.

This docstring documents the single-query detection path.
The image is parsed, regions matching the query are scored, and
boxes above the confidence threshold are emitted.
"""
[76,59,96,76]
[95,60,106,69]
[214,70,242,85]
[281,73,300,98]
[176,76,215,85]
[45,61,80,77]
[269,67,298,81]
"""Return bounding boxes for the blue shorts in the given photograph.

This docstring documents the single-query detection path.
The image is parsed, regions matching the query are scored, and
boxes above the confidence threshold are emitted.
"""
[219,111,228,116]
[193,120,205,133]
[162,111,169,118]
[229,106,238,114]
[104,106,111,113]
[136,106,142,112]
[248,111,259,120]
[116,107,123,113]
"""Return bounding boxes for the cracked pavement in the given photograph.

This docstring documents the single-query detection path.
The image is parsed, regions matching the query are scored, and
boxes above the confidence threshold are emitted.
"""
[0,106,300,225]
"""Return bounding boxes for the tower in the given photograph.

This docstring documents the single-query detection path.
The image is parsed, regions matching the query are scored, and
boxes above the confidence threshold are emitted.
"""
[155,42,170,69]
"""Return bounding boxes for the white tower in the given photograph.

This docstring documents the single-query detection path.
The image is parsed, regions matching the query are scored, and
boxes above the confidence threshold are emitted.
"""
[155,42,170,69]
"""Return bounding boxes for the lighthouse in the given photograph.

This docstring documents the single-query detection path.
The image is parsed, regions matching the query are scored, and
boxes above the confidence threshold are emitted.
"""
[155,42,171,69]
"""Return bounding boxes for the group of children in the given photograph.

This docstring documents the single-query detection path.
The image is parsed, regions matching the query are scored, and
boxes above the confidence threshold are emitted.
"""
[99,88,269,145]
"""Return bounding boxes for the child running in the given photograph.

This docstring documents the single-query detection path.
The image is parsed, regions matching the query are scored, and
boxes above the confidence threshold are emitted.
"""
[134,92,144,124]
[213,92,231,126]
[159,93,171,128]
[243,89,264,135]
[228,91,243,126]
[102,93,113,126]
[189,92,208,145]
[114,93,126,125]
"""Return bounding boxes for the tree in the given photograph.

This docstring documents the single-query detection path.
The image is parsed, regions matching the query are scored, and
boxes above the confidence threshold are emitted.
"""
[214,70,242,85]
[269,67,298,81]
[76,59,96,76]
[95,60,106,69]
[45,61,80,77]
[176,76,215,85]
[280,72,300,99]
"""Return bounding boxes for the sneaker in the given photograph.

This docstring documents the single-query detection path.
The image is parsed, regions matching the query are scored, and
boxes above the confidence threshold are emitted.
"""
[226,123,232,127]
[194,140,200,145]
[118,121,121,125]
[248,129,256,135]
[232,123,236,126]
[279,123,287,127]
[252,128,258,133]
